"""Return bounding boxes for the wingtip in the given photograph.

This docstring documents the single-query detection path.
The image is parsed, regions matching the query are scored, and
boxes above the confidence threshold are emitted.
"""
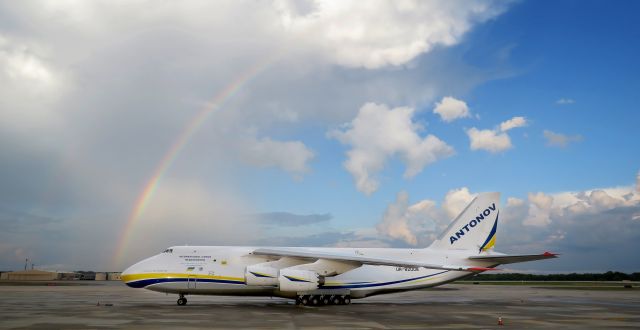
[543,251,559,257]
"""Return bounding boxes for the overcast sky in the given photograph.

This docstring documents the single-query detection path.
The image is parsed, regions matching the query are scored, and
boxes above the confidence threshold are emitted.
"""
[1,0,639,273]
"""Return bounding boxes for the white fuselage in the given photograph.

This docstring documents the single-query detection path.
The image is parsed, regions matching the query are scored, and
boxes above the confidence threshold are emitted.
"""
[121,245,491,299]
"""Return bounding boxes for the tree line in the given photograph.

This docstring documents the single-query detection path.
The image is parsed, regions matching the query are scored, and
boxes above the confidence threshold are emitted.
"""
[471,271,640,281]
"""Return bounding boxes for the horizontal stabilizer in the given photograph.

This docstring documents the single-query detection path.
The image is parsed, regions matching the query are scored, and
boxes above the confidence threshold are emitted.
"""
[468,252,558,265]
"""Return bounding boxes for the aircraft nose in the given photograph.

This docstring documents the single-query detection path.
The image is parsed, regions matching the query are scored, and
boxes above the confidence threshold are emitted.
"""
[120,263,143,287]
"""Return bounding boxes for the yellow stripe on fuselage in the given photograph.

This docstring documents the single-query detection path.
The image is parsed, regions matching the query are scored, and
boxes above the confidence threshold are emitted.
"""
[121,273,244,283]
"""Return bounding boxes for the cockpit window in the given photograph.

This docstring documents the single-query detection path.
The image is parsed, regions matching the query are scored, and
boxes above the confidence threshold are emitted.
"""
[163,248,173,253]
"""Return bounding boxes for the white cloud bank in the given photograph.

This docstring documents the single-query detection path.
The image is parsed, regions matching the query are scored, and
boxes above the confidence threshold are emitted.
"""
[329,103,454,195]
[433,96,470,122]
[466,116,527,153]
[278,0,508,69]
[373,178,640,271]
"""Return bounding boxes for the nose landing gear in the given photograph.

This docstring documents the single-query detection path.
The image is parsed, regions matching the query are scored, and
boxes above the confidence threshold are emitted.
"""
[177,294,187,306]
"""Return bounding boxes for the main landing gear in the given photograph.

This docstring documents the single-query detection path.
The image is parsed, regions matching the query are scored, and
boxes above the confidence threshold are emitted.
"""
[295,294,351,306]
[177,294,188,306]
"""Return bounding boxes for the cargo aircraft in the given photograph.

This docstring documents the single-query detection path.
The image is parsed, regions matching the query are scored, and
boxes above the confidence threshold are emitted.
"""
[121,192,557,306]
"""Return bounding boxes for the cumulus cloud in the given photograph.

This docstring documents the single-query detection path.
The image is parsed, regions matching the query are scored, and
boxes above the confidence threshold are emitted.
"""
[377,192,419,245]
[433,96,470,122]
[524,192,554,226]
[506,197,524,207]
[278,0,508,69]
[499,116,527,132]
[466,127,512,153]
[329,103,454,194]
[442,187,477,218]
[543,130,582,148]
[466,116,527,153]
[376,191,444,245]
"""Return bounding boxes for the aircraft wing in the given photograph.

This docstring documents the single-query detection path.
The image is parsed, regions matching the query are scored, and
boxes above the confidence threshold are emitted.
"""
[252,248,495,272]
[468,252,558,264]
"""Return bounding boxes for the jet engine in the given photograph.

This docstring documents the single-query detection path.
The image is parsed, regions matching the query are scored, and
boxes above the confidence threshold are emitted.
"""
[245,265,279,286]
[278,269,323,292]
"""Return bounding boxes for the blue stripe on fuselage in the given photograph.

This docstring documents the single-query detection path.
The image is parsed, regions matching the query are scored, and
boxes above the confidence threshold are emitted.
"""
[125,271,450,289]
[125,277,245,288]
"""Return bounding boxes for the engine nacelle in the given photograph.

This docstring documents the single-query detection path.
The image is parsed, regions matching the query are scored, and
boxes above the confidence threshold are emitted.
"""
[245,265,279,286]
[278,269,322,292]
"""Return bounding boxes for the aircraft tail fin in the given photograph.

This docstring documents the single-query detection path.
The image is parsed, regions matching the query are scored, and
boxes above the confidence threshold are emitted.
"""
[429,192,500,253]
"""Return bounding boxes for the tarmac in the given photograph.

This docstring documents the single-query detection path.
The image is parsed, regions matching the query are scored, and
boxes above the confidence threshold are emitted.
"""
[0,282,638,329]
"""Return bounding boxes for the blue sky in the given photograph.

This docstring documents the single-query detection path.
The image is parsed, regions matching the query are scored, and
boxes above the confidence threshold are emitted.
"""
[0,0,638,272]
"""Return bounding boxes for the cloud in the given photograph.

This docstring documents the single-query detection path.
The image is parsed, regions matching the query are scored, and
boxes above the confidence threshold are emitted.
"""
[376,190,452,246]
[0,1,515,270]
[466,116,527,153]
[433,96,470,122]
[556,98,575,105]
[543,130,582,148]
[376,191,420,245]
[329,102,454,194]
[637,170,640,193]
[524,192,554,226]
[442,187,477,218]
[499,116,527,132]
[466,127,512,152]
[277,0,508,69]
[250,212,332,227]
[238,136,315,177]
[0,34,68,131]
[372,181,640,272]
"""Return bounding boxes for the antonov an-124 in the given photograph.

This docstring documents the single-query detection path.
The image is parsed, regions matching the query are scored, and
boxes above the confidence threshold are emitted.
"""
[121,192,557,306]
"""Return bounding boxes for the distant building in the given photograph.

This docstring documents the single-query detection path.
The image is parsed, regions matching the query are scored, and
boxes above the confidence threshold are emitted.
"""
[1,270,60,281]
[107,272,121,281]
[94,272,107,281]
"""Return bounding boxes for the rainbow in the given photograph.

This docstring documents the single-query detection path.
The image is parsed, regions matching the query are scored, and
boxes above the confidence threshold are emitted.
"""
[112,54,280,268]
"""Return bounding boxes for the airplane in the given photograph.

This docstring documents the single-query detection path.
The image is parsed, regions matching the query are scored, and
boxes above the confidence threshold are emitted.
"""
[121,192,557,306]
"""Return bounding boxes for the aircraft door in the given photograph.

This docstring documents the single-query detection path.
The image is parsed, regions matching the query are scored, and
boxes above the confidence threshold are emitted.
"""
[187,275,197,289]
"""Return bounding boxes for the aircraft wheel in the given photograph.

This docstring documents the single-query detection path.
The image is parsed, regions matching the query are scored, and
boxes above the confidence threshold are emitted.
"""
[343,295,351,305]
[321,295,330,305]
[300,295,310,306]
[331,295,341,305]
[310,295,320,306]
[177,297,187,306]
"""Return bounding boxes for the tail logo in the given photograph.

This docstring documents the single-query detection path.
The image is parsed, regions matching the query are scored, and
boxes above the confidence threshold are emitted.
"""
[449,203,496,245]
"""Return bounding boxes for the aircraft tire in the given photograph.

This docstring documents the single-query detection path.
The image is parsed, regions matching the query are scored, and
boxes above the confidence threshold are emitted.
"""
[301,295,310,306]
[321,295,330,305]
[343,295,351,305]
[310,295,320,306]
[177,297,187,306]
[331,295,341,305]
